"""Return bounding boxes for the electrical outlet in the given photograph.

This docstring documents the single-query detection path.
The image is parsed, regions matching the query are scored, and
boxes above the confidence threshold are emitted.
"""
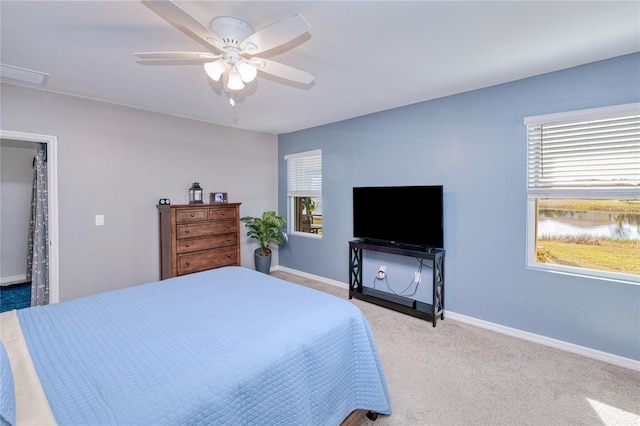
[376,265,386,280]
[379,266,386,274]
[414,271,422,283]
[95,215,104,226]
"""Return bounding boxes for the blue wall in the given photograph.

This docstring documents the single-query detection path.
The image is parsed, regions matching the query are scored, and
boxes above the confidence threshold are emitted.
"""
[278,53,640,361]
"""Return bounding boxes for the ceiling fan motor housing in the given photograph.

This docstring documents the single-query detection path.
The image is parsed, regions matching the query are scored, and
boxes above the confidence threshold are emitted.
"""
[209,16,254,48]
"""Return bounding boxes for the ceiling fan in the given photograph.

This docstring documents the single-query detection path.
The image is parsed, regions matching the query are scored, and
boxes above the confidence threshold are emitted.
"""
[135,0,314,104]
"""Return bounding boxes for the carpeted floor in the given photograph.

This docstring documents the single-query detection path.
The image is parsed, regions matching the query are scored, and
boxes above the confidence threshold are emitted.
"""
[0,282,31,313]
[271,270,640,426]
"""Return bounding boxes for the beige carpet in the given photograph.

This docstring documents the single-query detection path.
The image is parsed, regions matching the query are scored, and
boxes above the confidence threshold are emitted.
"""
[272,271,640,426]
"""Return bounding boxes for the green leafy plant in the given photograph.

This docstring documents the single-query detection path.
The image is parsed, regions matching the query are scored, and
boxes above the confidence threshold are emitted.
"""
[301,197,316,214]
[240,211,288,256]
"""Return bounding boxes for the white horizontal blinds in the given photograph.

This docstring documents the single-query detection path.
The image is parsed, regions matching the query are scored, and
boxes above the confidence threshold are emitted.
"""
[285,149,322,197]
[526,104,640,198]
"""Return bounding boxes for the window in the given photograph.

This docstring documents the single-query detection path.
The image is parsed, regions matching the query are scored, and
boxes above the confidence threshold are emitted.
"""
[285,149,322,236]
[525,103,640,284]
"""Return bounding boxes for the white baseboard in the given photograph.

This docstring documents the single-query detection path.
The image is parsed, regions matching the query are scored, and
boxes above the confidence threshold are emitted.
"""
[1,275,27,286]
[273,265,640,372]
[445,311,640,372]
[273,266,348,289]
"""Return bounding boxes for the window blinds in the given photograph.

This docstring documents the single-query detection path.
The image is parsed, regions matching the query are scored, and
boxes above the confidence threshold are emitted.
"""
[285,149,322,197]
[525,103,640,198]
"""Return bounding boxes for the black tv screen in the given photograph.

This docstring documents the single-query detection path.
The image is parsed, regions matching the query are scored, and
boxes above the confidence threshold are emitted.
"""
[353,185,443,249]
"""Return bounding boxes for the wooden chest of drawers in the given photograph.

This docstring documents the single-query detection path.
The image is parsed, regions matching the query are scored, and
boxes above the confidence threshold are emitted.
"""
[158,203,241,279]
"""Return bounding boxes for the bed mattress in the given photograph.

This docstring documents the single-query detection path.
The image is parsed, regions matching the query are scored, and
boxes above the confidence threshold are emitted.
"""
[1,266,391,425]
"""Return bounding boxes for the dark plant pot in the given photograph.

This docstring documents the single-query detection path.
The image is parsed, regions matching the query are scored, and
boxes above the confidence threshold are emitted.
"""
[254,248,272,274]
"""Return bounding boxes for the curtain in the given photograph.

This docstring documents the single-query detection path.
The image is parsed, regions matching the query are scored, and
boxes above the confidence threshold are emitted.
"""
[27,143,49,306]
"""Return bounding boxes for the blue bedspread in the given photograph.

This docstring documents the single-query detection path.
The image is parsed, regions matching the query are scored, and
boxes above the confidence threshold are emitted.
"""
[18,267,391,425]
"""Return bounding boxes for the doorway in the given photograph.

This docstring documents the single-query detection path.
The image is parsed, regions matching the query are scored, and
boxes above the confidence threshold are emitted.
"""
[0,130,59,304]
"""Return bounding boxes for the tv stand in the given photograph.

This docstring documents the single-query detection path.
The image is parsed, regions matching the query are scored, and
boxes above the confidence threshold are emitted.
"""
[348,239,445,327]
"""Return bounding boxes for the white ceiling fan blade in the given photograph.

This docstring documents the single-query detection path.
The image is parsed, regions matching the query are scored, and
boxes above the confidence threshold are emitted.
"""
[135,51,221,61]
[242,14,310,55]
[255,58,314,84]
[142,0,224,51]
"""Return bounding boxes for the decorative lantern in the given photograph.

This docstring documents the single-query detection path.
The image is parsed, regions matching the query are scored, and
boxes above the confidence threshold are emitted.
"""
[189,182,203,204]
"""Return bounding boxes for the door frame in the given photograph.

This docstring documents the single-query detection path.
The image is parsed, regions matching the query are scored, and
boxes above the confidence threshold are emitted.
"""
[1,129,59,303]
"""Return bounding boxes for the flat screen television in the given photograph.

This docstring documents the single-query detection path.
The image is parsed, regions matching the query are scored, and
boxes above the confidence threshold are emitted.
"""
[353,185,443,249]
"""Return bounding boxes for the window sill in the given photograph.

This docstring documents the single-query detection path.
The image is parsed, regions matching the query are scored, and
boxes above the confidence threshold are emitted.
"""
[291,231,322,239]
[527,263,639,286]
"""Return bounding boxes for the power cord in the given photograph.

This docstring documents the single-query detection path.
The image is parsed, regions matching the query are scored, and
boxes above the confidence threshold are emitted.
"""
[372,266,387,289]
[377,258,427,297]
[395,259,425,297]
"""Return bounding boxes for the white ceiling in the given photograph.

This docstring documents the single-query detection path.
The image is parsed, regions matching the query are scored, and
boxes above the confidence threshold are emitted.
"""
[1,1,639,134]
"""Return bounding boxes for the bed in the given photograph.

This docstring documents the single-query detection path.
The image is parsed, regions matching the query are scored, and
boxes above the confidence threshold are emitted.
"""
[0,266,391,425]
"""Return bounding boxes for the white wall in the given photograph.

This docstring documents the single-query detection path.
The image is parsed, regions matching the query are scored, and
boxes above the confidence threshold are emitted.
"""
[1,83,278,301]
[0,139,37,283]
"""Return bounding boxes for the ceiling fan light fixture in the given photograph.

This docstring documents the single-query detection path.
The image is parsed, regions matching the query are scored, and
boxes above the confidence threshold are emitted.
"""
[236,61,257,83]
[204,59,227,81]
[226,66,245,90]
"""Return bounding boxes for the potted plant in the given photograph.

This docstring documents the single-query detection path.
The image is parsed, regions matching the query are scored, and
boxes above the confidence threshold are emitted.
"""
[240,211,288,274]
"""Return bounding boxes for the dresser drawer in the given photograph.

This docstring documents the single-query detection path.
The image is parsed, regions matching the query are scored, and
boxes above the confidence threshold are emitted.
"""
[177,247,237,275]
[176,208,208,223]
[177,221,237,239]
[176,234,237,254]
[209,207,237,221]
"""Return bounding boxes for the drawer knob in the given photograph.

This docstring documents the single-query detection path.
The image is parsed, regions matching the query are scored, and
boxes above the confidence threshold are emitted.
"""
[185,229,190,233]
[221,212,225,215]
[186,261,191,266]
[190,213,195,217]
[226,225,230,229]
[227,254,231,258]
[185,243,190,247]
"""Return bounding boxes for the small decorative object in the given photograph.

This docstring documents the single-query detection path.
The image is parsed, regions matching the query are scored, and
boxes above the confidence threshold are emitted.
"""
[158,198,171,205]
[210,192,228,203]
[240,211,288,274]
[189,182,203,204]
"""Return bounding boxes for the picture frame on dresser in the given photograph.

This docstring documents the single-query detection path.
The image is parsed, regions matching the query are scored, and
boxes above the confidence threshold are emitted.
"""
[211,192,228,203]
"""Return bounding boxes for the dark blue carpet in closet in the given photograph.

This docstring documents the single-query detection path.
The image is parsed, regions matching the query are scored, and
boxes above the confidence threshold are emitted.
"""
[0,282,31,312]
